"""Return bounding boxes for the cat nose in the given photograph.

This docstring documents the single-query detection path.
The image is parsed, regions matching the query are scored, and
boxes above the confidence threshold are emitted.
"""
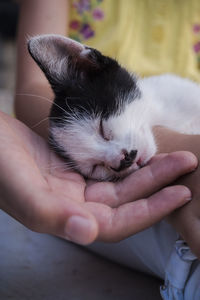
[124,150,138,162]
[110,150,138,172]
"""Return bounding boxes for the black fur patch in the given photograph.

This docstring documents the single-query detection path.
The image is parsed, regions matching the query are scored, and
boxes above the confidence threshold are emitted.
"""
[28,37,141,124]
[50,50,140,123]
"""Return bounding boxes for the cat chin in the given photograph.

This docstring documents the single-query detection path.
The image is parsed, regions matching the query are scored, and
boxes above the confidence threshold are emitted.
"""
[83,161,142,181]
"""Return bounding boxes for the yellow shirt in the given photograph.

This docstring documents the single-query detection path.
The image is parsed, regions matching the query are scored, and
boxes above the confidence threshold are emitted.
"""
[69,0,200,82]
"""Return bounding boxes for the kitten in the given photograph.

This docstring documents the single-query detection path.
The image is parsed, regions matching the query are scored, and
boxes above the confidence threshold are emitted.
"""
[28,34,200,181]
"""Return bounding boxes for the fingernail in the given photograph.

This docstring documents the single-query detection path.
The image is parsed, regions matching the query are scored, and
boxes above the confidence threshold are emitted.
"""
[185,197,192,202]
[65,216,93,245]
[182,187,192,202]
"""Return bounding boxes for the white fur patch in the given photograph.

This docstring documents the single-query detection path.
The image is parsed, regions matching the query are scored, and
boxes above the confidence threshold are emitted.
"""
[50,97,157,180]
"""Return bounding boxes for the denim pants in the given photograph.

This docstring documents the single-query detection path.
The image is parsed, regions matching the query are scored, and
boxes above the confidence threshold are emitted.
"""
[88,221,199,300]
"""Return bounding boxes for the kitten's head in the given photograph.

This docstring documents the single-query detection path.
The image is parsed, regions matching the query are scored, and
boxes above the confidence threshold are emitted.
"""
[28,34,156,181]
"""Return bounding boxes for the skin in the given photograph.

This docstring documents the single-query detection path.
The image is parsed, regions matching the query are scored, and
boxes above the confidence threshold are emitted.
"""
[11,0,200,252]
[15,0,68,138]
[154,127,200,258]
[0,111,196,245]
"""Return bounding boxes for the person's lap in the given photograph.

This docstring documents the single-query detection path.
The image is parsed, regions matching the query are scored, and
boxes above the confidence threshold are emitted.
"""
[88,221,199,300]
[0,209,162,300]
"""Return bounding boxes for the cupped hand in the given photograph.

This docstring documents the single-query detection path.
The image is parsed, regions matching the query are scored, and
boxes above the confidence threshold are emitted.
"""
[0,111,197,245]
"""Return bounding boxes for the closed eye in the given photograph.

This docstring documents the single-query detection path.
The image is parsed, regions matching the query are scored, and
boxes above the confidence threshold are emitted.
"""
[99,119,110,141]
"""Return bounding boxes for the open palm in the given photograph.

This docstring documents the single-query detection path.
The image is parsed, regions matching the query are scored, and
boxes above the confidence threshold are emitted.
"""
[0,111,196,245]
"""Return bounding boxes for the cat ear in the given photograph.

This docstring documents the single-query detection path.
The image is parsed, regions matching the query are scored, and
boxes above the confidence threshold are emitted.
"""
[28,34,108,92]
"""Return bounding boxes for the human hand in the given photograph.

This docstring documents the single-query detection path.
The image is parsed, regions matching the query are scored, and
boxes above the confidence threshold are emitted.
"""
[0,112,196,245]
[154,126,200,258]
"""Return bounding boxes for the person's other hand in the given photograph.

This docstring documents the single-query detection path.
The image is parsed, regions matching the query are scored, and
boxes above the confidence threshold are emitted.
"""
[154,126,200,258]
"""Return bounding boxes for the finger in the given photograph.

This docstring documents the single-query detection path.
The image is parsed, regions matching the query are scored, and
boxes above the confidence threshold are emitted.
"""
[117,151,196,202]
[14,191,99,246]
[147,153,168,165]
[84,154,169,206]
[86,185,192,242]
[85,151,197,208]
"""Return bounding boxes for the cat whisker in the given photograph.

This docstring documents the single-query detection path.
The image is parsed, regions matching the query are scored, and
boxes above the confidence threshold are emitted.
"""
[16,93,68,115]
[41,163,76,172]
[31,116,62,129]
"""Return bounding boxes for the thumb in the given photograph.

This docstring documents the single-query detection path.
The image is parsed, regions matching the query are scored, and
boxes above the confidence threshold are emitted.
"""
[17,193,99,245]
[63,212,99,245]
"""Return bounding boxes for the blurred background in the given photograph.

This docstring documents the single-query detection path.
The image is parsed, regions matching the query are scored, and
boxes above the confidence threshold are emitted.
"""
[0,0,19,115]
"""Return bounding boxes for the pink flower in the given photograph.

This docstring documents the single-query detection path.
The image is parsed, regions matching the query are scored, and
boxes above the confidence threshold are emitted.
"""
[73,0,91,15]
[193,24,200,33]
[80,23,94,39]
[69,20,81,30]
[193,42,200,53]
[92,8,104,20]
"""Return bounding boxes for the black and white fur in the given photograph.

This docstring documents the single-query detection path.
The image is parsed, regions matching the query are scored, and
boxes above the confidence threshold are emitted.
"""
[28,34,200,181]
